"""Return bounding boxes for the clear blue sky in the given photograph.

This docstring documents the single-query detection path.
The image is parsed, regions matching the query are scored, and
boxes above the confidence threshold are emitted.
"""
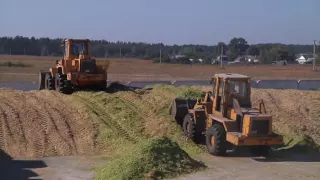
[0,0,319,45]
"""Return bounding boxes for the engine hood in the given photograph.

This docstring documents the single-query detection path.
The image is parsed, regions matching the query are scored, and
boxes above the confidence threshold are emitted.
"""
[240,107,272,120]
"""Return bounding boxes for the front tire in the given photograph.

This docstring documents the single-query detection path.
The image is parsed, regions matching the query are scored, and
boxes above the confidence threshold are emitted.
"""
[55,73,72,94]
[45,73,54,90]
[170,99,189,126]
[183,114,196,141]
[206,123,227,156]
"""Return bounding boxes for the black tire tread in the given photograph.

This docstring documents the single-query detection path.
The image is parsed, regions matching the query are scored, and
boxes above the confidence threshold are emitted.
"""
[183,114,196,141]
[55,73,72,94]
[45,73,54,90]
[206,123,227,156]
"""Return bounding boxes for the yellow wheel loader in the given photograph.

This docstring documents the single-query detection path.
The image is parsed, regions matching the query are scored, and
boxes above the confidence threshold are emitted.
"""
[38,39,110,94]
[170,73,283,156]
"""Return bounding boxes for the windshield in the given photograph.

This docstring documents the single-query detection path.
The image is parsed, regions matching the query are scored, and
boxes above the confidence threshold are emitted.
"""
[70,42,89,56]
[227,80,248,98]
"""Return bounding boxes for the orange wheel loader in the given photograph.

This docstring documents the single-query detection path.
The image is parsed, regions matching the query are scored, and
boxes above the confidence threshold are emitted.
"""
[170,73,283,156]
[38,39,110,94]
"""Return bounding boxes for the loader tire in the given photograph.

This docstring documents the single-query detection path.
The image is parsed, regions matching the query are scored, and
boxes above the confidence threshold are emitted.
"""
[45,73,54,90]
[55,73,72,94]
[38,72,46,90]
[170,98,189,126]
[206,123,227,156]
[183,113,196,141]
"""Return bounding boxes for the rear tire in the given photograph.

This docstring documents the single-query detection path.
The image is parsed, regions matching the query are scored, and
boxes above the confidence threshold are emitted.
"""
[55,73,72,94]
[206,123,227,156]
[170,99,189,126]
[45,73,54,90]
[183,114,196,141]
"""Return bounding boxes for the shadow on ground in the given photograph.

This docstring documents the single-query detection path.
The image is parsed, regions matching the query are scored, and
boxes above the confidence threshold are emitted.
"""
[192,135,320,163]
[0,149,47,180]
[252,137,320,163]
[78,81,153,94]
[226,146,320,163]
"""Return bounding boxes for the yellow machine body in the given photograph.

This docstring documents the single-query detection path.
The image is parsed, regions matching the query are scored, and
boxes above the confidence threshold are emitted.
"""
[171,73,283,156]
[39,39,110,93]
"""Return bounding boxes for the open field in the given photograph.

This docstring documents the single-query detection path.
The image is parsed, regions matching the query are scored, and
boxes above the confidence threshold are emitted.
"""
[1,55,320,83]
[0,85,319,179]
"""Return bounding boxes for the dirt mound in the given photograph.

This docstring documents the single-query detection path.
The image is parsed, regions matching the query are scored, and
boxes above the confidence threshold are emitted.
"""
[94,136,205,180]
[251,89,320,144]
[70,85,204,157]
[0,88,97,159]
[0,85,204,160]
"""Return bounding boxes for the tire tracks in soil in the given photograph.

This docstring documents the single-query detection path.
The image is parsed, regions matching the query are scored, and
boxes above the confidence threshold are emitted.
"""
[28,92,78,156]
[0,100,13,152]
[0,92,48,158]
[34,91,97,156]
[0,98,27,150]
[0,89,95,158]
[73,93,138,143]
[0,96,28,157]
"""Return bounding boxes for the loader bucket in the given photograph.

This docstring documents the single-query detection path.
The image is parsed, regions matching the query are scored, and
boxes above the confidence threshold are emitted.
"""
[38,71,46,90]
[170,98,190,126]
[96,59,110,72]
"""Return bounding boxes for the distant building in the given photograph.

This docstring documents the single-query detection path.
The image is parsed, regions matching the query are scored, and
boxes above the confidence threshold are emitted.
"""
[212,55,228,64]
[169,54,186,59]
[227,55,260,65]
[295,53,316,64]
[234,56,246,63]
[245,55,260,63]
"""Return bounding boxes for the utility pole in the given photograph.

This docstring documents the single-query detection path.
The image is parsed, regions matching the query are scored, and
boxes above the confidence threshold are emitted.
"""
[313,40,316,71]
[120,47,122,58]
[220,45,223,68]
[160,48,162,63]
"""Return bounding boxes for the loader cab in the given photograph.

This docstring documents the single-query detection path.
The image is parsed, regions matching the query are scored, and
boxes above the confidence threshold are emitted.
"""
[211,74,251,117]
[61,39,91,61]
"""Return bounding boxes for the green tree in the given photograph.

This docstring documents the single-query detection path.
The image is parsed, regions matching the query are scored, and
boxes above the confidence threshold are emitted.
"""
[216,42,227,56]
[0,35,316,65]
[246,45,259,56]
[227,37,249,61]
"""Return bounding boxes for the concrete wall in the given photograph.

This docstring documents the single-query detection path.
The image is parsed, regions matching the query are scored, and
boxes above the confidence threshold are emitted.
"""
[255,80,299,89]
[172,80,210,86]
[298,80,320,90]
[2,79,320,91]
[126,79,320,91]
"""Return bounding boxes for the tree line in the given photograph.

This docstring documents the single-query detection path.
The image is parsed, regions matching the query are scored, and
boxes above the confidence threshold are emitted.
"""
[0,36,319,64]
